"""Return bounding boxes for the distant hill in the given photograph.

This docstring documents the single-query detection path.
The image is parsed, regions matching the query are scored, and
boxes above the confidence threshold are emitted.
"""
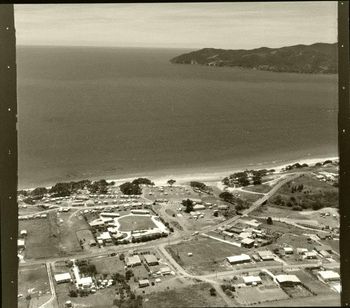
[170,43,337,74]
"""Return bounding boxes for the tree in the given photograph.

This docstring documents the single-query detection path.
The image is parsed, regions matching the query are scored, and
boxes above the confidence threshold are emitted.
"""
[219,191,233,202]
[190,181,207,191]
[252,175,262,185]
[119,253,125,261]
[182,199,194,213]
[50,182,71,197]
[266,217,273,225]
[167,179,176,186]
[69,289,78,297]
[119,182,142,195]
[209,288,217,296]
[132,178,154,186]
[31,187,48,197]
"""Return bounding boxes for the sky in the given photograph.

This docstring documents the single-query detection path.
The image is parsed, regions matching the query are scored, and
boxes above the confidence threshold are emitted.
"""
[14,2,337,49]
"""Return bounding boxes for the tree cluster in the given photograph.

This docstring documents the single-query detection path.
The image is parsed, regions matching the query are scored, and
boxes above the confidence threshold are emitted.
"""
[182,199,194,213]
[132,178,154,186]
[119,182,142,195]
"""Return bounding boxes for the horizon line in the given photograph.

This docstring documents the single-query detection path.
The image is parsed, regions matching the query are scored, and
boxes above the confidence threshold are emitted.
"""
[16,41,338,51]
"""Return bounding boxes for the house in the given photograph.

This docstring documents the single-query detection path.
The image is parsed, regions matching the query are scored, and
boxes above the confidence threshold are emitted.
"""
[303,251,318,259]
[222,231,235,238]
[296,248,308,255]
[226,254,251,265]
[160,267,172,275]
[20,230,27,237]
[54,273,72,284]
[241,219,261,228]
[317,270,340,282]
[17,239,25,249]
[131,209,150,215]
[241,238,255,248]
[126,255,142,267]
[275,274,301,286]
[100,212,120,218]
[243,276,262,286]
[89,219,106,229]
[139,279,150,288]
[230,226,244,234]
[78,277,93,289]
[238,232,251,239]
[283,247,294,255]
[97,232,112,244]
[144,254,159,266]
[319,250,331,258]
[89,239,97,247]
[218,205,228,210]
[258,250,274,261]
[193,204,206,211]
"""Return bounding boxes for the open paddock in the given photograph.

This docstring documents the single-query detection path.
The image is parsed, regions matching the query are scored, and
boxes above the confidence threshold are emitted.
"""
[294,270,335,295]
[142,282,228,308]
[56,210,91,255]
[19,212,60,259]
[90,255,125,275]
[18,264,51,308]
[56,284,117,308]
[252,293,340,307]
[282,284,313,298]
[76,229,96,251]
[166,236,244,275]
[235,285,289,305]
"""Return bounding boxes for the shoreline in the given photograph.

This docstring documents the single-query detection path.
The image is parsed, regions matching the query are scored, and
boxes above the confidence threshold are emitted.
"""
[19,155,338,191]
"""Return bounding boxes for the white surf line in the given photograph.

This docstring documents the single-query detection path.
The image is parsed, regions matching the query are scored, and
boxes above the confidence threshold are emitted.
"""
[201,233,241,247]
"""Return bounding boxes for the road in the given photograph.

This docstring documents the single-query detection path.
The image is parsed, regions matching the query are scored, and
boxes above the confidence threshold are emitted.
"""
[39,262,58,308]
[202,172,304,233]
[20,171,330,307]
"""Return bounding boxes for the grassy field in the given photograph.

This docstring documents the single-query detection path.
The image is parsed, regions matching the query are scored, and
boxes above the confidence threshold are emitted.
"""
[235,285,288,305]
[90,256,125,276]
[56,284,117,308]
[56,210,92,256]
[271,174,338,211]
[19,212,61,259]
[166,236,244,274]
[294,270,335,295]
[118,215,157,231]
[243,184,272,194]
[18,264,51,308]
[143,283,228,308]
[252,294,340,307]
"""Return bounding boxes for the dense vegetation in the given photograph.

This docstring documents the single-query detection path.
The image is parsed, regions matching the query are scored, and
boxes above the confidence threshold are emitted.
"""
[119,182,142,195]
[182,199,194,213]
[223,169,271,187]
[171,43,337,74]
[271,177,338,211]
[218,192,248,212]
[190,181,211,193]
[132,178,154,186]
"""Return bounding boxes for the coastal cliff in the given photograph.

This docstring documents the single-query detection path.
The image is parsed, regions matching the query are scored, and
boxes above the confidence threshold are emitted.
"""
[170,43,337,74]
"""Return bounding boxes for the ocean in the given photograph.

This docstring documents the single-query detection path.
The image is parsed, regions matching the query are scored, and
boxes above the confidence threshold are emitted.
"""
[17,46,338,189]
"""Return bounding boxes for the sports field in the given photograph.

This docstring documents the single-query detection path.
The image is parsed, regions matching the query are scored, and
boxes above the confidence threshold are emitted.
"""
[118,215,157,232]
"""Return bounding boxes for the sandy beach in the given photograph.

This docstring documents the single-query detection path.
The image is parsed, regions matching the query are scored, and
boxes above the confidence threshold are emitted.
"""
[22,155,338,191]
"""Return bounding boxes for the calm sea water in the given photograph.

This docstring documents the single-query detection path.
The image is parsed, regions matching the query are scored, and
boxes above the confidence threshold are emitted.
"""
[17,46,338,189]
